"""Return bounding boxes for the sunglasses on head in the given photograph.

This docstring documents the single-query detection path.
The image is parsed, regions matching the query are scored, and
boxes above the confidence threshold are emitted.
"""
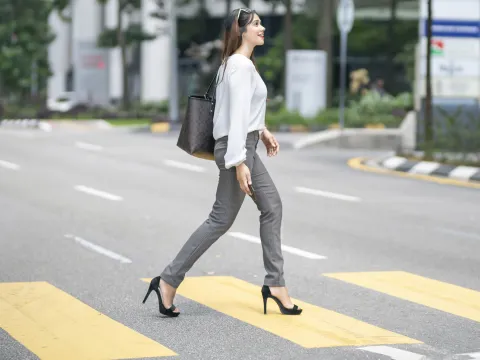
[236,8,253,21]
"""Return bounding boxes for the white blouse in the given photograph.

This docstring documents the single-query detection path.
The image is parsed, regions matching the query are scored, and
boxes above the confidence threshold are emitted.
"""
[212,54,268,169]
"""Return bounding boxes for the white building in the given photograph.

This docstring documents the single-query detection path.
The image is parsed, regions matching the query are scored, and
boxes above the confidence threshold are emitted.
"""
[47,0,419,105]
[48,0,170,105]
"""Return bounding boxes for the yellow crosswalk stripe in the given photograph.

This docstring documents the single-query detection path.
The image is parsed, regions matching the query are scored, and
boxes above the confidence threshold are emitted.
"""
[324,271,480,323]
[142,276,421,348]
[0,282,177,359]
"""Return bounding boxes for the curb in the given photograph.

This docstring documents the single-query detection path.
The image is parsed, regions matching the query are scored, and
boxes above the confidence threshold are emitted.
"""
[0,119,52,132]
[348,156,480,189]
[268,123,389,133]
[150,121,170,133]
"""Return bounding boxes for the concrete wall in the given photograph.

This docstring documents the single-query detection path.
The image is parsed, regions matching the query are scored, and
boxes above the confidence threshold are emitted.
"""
[141,0,170,103]
[105,0,122,101]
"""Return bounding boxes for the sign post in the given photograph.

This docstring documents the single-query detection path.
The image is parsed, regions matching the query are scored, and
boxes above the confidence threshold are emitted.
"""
[336,0,355,130]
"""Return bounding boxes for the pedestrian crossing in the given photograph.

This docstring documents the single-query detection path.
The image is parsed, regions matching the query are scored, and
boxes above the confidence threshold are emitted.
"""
[1,271,479,359]
[0,282,176,359]
[324,271,480,323]
[140,276,419,348]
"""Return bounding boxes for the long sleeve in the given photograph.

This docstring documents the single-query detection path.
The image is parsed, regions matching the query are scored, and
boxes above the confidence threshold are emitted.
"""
[224,59,255,169]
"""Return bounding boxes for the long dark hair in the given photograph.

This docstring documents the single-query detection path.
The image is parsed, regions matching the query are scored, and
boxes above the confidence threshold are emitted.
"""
[218,8,257,83]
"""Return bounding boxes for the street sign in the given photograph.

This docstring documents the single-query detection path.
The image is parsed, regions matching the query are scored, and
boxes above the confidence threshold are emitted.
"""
[337,0,355,34]
[422,19,480,38]
[336,0,355,130]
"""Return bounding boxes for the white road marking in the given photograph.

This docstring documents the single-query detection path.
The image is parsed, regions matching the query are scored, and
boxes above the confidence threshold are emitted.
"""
[382,156,408,169]
[457,351,480,359]
[74,185,123,201]
[449,165,479,180]
[75,141,103,151]
[64,234,132,264]
[358,346,427,360]
[294,186,361,202]
[164,159,206,173]
[408,161,440,174]
[0,160,20,170]
[228,232,327,260]
[437,228,480,240]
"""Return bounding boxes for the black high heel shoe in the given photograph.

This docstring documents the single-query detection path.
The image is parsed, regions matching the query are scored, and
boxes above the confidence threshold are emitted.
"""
[261,285,302,315]
[143,276,180,317]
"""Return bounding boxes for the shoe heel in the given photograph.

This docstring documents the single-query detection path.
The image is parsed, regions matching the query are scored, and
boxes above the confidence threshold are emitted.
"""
[261,285,270,315]
[142,286,153,304]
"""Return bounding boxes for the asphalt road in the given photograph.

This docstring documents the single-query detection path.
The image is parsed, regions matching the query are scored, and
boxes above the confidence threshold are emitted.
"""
[1,125,479,360]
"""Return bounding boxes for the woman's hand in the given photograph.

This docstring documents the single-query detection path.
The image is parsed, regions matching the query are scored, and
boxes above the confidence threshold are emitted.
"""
[236,163,252,196]
[261,129,280,157]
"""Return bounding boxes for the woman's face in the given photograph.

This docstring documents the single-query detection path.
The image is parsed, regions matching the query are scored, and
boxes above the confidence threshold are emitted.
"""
[242,13,265,47]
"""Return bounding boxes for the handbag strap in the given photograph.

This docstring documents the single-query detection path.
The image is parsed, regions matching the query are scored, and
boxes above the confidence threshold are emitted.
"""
[204,71,219,100]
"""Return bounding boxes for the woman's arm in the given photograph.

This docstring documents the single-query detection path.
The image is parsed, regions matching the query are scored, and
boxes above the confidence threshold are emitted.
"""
[224,58,255,169]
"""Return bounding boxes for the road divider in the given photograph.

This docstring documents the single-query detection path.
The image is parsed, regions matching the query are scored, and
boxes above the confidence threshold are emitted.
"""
[0,281,175,359]
[294,186,361,202]
[0,159,20,170]
[228,232,326,260]
[0,119,52,132]
[64,234,132,264]
[348,157,480,189]
[74,185,123,201]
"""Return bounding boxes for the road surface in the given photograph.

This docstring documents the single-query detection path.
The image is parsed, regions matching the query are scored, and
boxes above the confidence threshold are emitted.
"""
[1,125,479,360]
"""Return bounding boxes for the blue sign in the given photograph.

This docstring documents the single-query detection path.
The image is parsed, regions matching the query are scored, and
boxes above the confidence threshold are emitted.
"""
[422,19,480,38]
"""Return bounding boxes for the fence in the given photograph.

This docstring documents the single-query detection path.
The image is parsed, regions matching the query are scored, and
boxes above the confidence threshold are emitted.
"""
[413,98,480,165]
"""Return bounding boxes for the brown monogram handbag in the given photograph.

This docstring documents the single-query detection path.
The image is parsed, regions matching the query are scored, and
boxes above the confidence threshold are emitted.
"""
[176,74,218,160]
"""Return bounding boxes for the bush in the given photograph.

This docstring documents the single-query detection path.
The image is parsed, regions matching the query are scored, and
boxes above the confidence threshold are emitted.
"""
[266,106,308,128]
[266,105,404,130]
[264,91,412,130]
[348,91,413,117]
[131,100,168,114]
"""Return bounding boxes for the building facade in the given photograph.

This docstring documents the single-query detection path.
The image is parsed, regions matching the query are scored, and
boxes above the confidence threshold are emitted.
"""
[47,0,419,105]
[48,0,170,105]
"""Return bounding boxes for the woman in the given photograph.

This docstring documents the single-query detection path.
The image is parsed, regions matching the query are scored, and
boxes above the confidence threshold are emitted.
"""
[143,8,302,318]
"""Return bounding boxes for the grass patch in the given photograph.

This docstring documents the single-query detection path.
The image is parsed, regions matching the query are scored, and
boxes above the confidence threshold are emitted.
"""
[105,119,151,127]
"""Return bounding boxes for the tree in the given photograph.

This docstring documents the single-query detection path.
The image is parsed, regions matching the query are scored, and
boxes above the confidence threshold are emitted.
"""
[96,0,157,110]
[0,0,68,103]
[385,0,398,92]
[424,0,433,159]
[315,0,334,107]
[226,0,233,13]
[240,0,252,8]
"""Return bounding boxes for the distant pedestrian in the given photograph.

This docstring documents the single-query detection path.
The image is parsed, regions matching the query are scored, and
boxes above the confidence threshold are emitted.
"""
[371,78,387,97]
[142,8,302,317]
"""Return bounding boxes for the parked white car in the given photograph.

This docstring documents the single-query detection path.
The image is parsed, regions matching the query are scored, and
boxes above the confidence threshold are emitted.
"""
[47,92,85,112]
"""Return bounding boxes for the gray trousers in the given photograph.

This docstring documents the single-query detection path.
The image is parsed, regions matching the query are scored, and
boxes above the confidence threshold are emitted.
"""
[161,130,285,288]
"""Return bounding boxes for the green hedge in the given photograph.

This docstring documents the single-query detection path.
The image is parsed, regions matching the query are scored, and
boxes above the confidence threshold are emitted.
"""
[265,91,413,129]
[265,106,404,129]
